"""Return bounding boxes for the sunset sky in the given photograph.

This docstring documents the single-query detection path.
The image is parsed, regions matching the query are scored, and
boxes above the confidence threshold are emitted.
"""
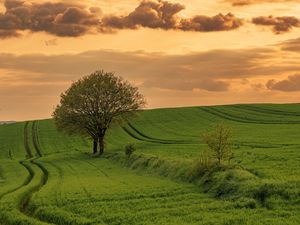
[0,0,300,121]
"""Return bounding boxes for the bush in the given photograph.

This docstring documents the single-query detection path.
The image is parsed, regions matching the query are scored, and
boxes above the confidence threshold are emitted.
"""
[124,144,136,157]
[202,123,233,165]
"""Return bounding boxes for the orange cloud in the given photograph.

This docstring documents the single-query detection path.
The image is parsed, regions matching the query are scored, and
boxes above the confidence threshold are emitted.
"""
[102,0,185,30]
[178,13,243,32]
[3,0,300,38]
[0,47,298,92]
[266,74,300,91]
[0,0,244,38]
[279,37,300,52]
[252,15,300,34]
[225,0,300,6]
[1,46,300,120]
[0,0,100,38]
[102,1,243,32]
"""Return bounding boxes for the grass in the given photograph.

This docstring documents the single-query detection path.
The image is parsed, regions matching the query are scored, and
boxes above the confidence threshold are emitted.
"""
[0,104,299,224]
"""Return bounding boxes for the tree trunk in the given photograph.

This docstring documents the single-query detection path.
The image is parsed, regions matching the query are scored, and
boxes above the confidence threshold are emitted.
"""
[93,138,98,154]
[99,136,104,156]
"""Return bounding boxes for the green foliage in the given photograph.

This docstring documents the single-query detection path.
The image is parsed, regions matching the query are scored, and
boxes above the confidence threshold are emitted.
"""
[53,70,145,155]
[124,143,136,157]
[202,124,233,165]
[8,149,13,160]
[188,150,215,180]
[33,206,93,225]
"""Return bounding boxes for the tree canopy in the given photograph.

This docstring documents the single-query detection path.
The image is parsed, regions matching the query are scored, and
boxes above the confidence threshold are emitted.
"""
[53,70,145,155]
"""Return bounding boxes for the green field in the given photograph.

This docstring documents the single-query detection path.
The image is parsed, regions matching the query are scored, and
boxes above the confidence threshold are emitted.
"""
[0,104,299,225]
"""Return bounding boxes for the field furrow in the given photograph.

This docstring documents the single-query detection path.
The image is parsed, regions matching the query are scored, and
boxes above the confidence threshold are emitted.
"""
[232,104,300,116]
[200,106,300,124]
[32,121,43,157]
[24,122,34,158]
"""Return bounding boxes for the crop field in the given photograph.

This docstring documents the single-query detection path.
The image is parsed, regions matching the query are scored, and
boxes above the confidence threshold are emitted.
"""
[0,104,300,224]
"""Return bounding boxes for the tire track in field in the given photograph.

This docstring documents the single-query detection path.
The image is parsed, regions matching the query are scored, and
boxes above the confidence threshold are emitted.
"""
[229,105,300,121]
[122,122,191,145]
[0,122,35,200]
[24,121,33,158]
[0,161,34,200]
[43,161,64,207]
[32,121,43,157]
[199,107,300,124]
[0,122,53,225]
[20,160,49,213]
[18,121,53,224]
[127,122,187,143]
[232,104,300,117]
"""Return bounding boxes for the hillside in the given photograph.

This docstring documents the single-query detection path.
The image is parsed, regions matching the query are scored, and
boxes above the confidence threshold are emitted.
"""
[0,104,299,225]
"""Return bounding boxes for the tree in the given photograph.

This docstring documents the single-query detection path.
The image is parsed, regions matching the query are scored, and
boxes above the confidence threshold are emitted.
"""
[52,70,145,156]
[202,124,233,165]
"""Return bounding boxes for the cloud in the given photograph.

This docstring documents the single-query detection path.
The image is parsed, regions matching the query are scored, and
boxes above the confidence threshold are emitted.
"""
[102,0,185,30]
[179,13,243,32]
[142,79,230,92]
[1,47,300,120]
[266,74,300,91]
[252,16,300,34]
[279,37,300,52]
[0,0,243,38]
[0,0,100,38]
[1,47,300,93]
[102,0,243,32]
[224,0,300,6]
[0,50,234,92]
[0,28,20,38]
[3,0,300,38]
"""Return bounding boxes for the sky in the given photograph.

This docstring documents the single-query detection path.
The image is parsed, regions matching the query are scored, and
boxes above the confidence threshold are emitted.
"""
[0,0,300,121]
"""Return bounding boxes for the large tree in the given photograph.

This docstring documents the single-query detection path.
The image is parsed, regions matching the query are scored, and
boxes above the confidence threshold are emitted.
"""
[53,70,145,155]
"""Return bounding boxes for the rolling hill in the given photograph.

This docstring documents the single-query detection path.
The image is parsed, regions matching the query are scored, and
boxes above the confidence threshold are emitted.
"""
[0,104,299,225]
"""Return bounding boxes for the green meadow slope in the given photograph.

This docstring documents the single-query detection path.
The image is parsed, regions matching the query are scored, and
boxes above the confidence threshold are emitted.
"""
[0,104,299,225]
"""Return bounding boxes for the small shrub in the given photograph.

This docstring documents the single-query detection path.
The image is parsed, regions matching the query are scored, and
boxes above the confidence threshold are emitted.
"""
[202,123,233,165]
[124,143,136,157]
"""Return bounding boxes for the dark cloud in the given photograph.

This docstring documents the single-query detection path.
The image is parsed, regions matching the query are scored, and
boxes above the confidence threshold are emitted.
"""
[1,47,299,92]
[0,0,100,38]
[0,0,243,38]
[266,74,300,91]
[224,0,300,6]
[0,28,20,38]
[102,0,243,32]
[102,0,185,29]
[4,0,23,9]
[2,0,300,38]
[179,13,242,32]
[252,16,300,34]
